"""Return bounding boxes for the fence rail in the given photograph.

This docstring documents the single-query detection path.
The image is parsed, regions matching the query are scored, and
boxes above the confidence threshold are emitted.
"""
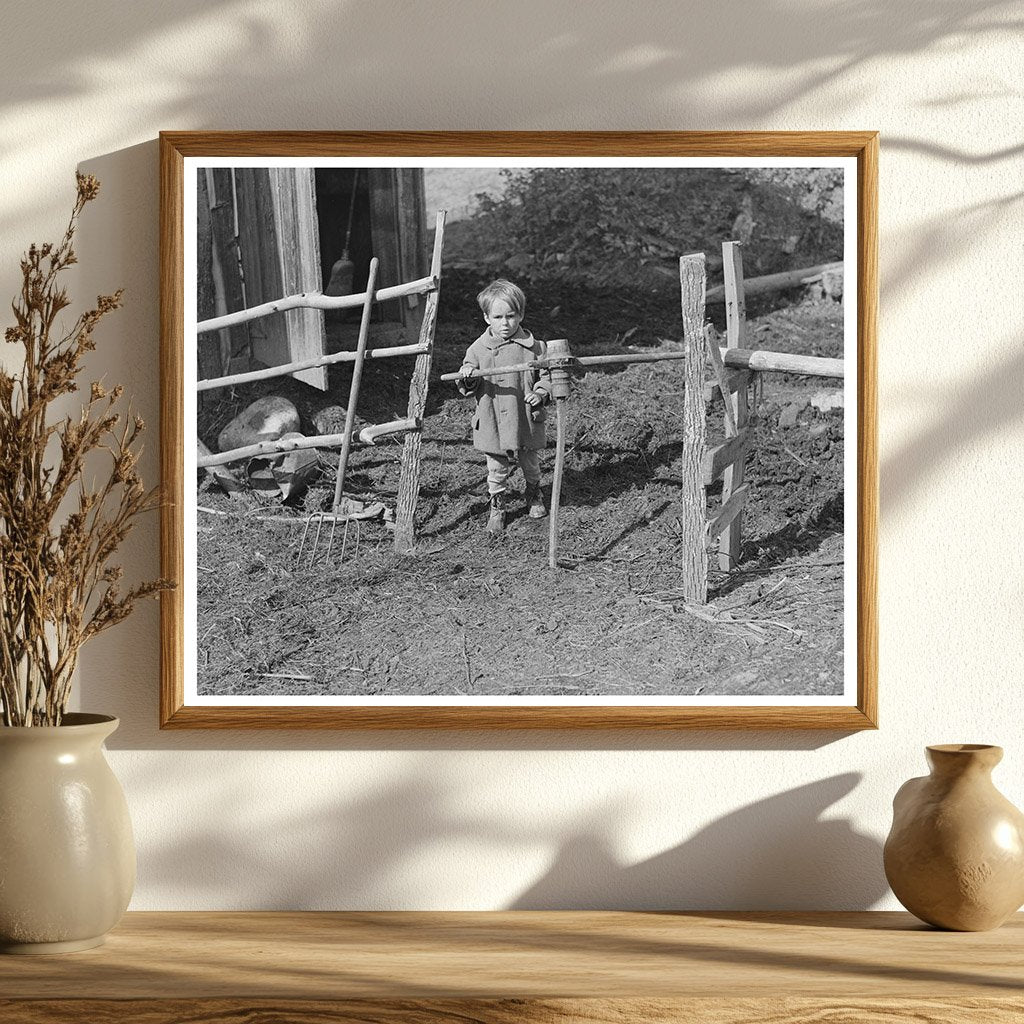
[721,348,843,379]
[195,274,437,335]
[196,342,429,393]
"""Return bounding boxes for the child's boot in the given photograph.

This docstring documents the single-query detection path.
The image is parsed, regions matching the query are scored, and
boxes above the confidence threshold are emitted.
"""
[524,481,547,519]
[486,491,507,534]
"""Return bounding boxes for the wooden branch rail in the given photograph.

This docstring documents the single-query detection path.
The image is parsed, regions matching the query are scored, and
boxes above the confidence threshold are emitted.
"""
[706,261,842,303]
[196,342,429,392]
[439,349,687,383]
[198,430,386,469]
[359,417,419,445]
[721,348,843,379]
[196,275,438,334]
[440,349,837,385]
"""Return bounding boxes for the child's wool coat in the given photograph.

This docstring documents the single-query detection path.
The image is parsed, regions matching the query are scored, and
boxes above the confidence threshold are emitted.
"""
[458,329,551,453]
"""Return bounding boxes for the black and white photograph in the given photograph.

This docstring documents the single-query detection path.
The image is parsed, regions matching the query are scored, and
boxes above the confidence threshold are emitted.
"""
[166,137,873,724]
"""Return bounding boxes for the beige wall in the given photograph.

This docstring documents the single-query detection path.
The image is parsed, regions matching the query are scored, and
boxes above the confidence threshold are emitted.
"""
[1,1,1021,909]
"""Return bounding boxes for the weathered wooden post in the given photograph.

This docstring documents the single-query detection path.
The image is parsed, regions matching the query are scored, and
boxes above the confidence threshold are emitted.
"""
[678,253,708,604]
[393,212,446,554]
[545,338,573,569]
[718,240,750,570]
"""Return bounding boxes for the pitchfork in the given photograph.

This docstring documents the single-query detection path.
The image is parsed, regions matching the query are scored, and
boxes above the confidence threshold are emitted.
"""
[297,511,362,567]
[298,257,378,566]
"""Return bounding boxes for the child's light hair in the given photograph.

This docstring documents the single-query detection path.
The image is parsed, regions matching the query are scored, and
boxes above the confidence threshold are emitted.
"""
[477,279,526,318]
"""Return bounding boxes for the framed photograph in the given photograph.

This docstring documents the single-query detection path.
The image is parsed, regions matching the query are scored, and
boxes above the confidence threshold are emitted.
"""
[160,131,877,729]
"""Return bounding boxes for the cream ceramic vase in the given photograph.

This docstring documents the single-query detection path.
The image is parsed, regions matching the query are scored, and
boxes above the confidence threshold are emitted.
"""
[0,713,135,953]
[884,744,1024,931]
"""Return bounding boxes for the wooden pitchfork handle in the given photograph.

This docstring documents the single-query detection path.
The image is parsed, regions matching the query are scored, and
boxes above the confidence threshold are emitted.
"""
[333,257,378,512]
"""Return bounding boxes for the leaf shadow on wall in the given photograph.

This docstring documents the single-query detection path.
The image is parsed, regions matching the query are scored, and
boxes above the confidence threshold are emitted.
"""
[882,337,1024,514]
[511,774,887,910]
[1,0,1016,156]
[875,148,1024,514]
[125,759,1024,992]
[880,190,1022,320]
[129,763,886,911]
[132,766,538,910]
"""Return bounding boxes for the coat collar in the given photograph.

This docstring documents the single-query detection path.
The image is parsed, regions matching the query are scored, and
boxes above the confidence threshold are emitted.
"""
[477,327,534,352]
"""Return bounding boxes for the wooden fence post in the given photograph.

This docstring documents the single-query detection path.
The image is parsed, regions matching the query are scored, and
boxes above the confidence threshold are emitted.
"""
[718,240,750,571]
[393,212,446,554]
[678,253,708,604]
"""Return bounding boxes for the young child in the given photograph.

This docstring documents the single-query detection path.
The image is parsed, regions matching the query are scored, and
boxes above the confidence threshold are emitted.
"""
[457,279,551,534]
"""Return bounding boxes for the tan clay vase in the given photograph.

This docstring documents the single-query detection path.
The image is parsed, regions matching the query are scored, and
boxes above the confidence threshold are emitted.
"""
[884,744,1024,930]
[0,714,135,953]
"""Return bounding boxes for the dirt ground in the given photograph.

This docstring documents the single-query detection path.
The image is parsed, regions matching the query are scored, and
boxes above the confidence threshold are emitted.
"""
[195,272,847,697]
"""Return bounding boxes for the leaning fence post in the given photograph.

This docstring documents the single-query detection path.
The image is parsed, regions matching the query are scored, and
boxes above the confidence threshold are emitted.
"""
[394,211,446,554]
[719,240,750,571]
[678,253,708,604]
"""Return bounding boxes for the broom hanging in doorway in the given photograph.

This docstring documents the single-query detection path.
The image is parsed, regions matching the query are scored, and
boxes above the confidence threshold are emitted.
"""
[324,169,360,296]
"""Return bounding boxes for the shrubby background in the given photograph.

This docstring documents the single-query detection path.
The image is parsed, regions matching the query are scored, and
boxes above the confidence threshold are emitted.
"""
[454,166,842,284]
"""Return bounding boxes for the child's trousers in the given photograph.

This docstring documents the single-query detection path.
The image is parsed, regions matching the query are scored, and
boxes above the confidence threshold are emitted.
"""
[486,449,540,494]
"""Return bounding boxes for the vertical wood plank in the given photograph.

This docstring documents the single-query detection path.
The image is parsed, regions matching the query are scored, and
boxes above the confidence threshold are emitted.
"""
[203,169,234,379]
[208,169,249,368]
[719,241,749,571]
[723,240,747,349]
[396,169,428,331]
[393,213,446,554]
[233,169,287,371]
[367,167,403,324]
[678,253,708,604]
[268,168,327,390]
[195,170,219,394]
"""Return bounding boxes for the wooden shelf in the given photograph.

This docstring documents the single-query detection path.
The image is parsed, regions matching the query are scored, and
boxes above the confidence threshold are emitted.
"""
[1,911,1021,1022]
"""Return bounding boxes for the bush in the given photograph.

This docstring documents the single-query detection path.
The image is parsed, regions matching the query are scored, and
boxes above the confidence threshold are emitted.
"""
[461,167,843,286]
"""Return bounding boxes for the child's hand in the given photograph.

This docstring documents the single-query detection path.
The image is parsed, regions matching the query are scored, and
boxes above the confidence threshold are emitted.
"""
[524,391,543,408]
[456,364,479,393]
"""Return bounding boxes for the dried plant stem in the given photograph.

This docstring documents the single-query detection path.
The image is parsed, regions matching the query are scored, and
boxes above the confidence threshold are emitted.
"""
[0,173,172,726]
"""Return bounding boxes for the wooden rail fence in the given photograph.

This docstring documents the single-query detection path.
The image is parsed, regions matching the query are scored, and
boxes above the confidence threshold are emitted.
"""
[195,212,447,553]
[681,240,845,602]
[196,221,841,585]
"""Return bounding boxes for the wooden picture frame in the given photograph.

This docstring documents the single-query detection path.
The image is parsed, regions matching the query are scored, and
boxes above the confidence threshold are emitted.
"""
[160,131,878,730]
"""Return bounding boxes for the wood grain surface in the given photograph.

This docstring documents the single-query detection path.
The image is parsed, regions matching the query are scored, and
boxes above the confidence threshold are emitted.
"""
[160,130,879,731]
[4,998,1023,1024]
[1,912,1020,1023]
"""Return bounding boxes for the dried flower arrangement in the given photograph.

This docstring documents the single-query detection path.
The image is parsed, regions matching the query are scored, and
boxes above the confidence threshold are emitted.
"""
[0,173,171,726]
